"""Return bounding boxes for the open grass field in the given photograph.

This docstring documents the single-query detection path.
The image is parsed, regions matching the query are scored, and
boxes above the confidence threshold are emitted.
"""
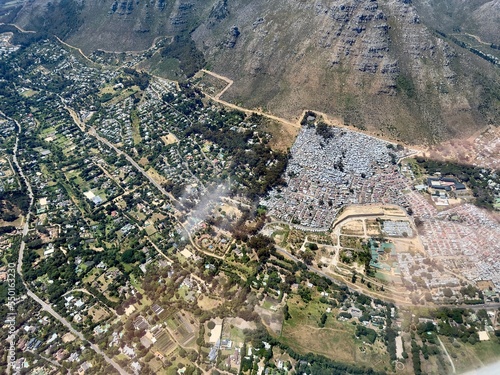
[340,220,365,236]
[61,333,76,343]
[130,110,142,145]
[145,220,157,236]
[105,86,140,106]
[227,325,246,346]
[282,295,392,372]
[197,295,222,310]
[255,116,299,152]
[65,170,90,191]
[147,357,164,373]
[262,298,278,311]
[267,225,290,246]
[20,89,38,97]
[339,235,364,250]
[88,304,111,323]
[366,219,382,236]
[375,271,393,282]
[145,167,168,185]
[82,267,101,282]
[138,54,181,80]
[441,336,500,373]
[0,212,23,228]
[129,209,147,222]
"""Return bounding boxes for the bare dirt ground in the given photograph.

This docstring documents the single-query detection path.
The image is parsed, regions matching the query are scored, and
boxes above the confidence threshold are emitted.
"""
[161,133,178,145]
[424,126,500,170]
[197,295,222,311]
[61,333,76,343]
[254,304,283,335]
[340,220,365,236]
[366,219,381,236]
[225,317,257,331]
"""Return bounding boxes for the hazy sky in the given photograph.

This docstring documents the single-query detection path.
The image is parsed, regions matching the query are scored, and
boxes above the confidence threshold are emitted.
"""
[462,361,500,375]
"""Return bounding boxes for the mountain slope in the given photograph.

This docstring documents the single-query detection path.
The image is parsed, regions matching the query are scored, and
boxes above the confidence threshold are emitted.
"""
[5,0,214,52]
[192,0,500,142]
[2,0,499,144]
[412,0,500,44]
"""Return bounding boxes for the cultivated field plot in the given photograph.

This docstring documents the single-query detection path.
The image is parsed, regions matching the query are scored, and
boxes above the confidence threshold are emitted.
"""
[340,220,365,236]
[153,328,177,355]
[365,219,381,236]
[166,311,197,346]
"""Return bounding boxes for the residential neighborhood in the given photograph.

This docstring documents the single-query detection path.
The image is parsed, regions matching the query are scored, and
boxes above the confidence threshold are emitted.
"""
[0,30,499,375]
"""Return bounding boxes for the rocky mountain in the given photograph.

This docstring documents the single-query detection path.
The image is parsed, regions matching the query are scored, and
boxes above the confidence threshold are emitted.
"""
[412,0,500,43]
[2,0,499,144]
[2,0,208,52]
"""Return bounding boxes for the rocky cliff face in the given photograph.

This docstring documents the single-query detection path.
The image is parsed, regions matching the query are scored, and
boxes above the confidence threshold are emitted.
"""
[8,0,212,52]
[3,0,499,143]
[192,0,499,143]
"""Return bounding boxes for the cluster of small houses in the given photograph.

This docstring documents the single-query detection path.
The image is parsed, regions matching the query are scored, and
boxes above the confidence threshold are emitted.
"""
[11,313,95,375]
[0,32,20,56]
[96,97,135,146]
[264,126,409,229]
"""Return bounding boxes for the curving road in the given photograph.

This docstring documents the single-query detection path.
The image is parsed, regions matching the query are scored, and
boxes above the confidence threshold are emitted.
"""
[274,244,500,310]
[87,126,181,208]
[25,289,128,374]
[3,112,130,375]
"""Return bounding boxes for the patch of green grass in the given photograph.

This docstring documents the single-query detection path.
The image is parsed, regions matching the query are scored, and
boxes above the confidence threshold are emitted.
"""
[130,109,142,145]
[396,74,416,98]
[166,317,178,331]
[151,57,182,79]
[374,272,391,282]
[472,340,500,364]
[262,300,275,310]
[229,326,246,345]
[439,337,500,373]
[282,294,391,371]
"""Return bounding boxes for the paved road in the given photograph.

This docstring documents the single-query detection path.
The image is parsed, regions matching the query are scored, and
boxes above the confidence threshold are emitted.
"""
[3,113,130,375]
[88,126,181,208]
[86,121,223,261]
[274,244,500,310]
[25,289,128,374]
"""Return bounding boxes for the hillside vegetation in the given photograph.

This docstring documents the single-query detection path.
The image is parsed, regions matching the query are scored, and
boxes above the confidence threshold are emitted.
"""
[2,0,500,144]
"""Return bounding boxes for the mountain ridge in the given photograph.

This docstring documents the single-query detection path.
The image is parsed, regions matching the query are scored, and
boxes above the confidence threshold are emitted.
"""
[1,0,499,144]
